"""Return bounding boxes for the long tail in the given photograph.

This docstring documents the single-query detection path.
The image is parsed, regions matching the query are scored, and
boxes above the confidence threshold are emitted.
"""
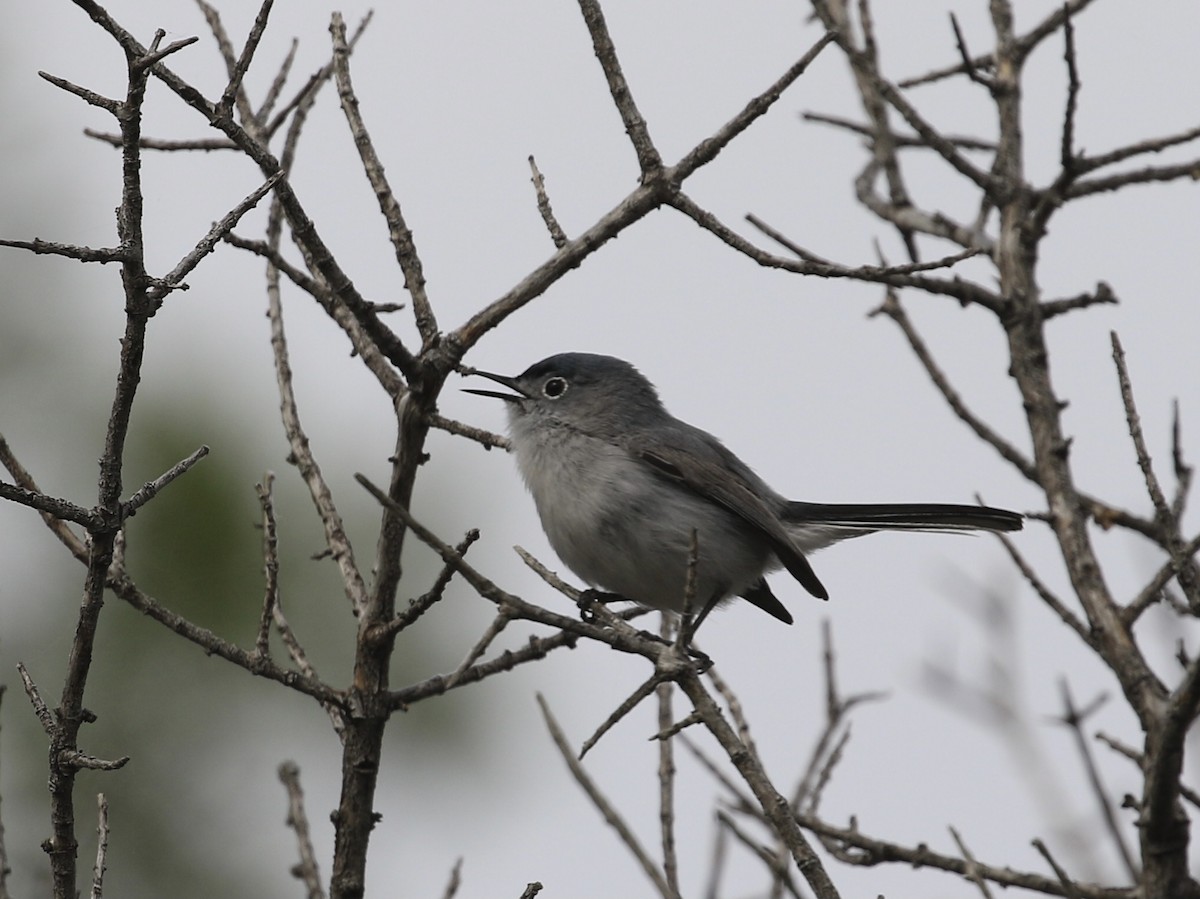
[781,501,1022,553]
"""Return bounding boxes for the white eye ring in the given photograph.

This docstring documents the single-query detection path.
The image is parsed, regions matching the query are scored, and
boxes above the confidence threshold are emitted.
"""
[543,377,568,398]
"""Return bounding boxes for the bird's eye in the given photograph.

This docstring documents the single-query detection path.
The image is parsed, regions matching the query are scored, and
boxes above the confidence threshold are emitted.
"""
[543,377,568,399]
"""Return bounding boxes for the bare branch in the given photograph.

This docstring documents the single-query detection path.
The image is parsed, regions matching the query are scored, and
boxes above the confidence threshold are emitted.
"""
[996,533,1093,645]
[104,567,345,706]
[122,445,209,515]
[801,111,996,151]
[1058,7,1081,170]
[949,826,996,899]
[83,129,237,150]
[1067,159,1200,200]
[871,290,1035,476]
[372,529,481,642]
[897,0,1098,88]
[670,192,999,307]
[428,413,509,450]
[0,687,9,899]
[671,31,836,182]
[1057,683,1139,880]
[387,629,583,710]
[266,246,369,615]
[579,672,663,761]
[257,37,298,124]
[0,434,88,560]
[0,237,123,263]
[330,12,436,344]
[0,482,96,529]
[529,155,568,248]
[254,473,281,660]
[149,171,284,302]
[537,694,676,898]
[444,610,514,690]
[440,858,463,899]
[794,810,1124,898]
[1042,282,1118,319]
[656,641,680,899]
[88,794,110,899]
[1122,532,1200,628]
[279,762,327,899]
[17,663,54,735]
[576,0,663,177]
[948,13,993,89]
[1031,838,1085,899]
[1075,125,1200,177]
[215,0,275,121]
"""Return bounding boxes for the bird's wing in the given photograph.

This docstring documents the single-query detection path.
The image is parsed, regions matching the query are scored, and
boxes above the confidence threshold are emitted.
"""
[635,443,829,600]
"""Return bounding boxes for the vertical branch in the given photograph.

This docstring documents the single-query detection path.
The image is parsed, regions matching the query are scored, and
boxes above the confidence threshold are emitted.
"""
[657,616,680,898]
[46,31,193,899]
[0,686,9,899]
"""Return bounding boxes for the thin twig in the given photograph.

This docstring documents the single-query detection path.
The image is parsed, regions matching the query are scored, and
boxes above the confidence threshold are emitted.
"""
[715,811,801,896]
[427,413,509,450]
[215,0,275,121]
[147,171,284,302]
[37,70,121,111]
[670,192,999,308]
[576,0,663,176]
[387,628,582,710]
[330,12,437,344]
[279,762,327,899]
[0,687,8,899]
[529,155,568,248]
[657,614,680,898]
[0,482,96,529]
[254,473,280,660]
[444,610,513,690]
[0,236,123,264]
[1058,6,1080,170]
[1031,838,1084,899]
[88,793,110,899]
[373,529,481,641]
[537,694,675,898]
[122,445,210,514]
[1057,682,1139,880]
[579,672,663,761]
[256,37,298,125]
[439,857,463,899]
[672,31,836,182]
[872,289,1035,475]
[801,111,997,151]
[949,826,995,899]
[17,662,54,735]
[897,0,1097,88]
[266,233,369,615]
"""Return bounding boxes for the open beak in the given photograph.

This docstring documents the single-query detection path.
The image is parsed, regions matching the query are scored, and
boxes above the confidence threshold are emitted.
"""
[461,368,530,403]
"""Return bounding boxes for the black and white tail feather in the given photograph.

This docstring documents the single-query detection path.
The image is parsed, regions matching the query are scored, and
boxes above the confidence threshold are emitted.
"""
[739,502,1023,624]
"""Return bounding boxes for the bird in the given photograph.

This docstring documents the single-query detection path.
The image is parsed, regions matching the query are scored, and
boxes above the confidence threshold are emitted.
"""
[464,352,1022,625]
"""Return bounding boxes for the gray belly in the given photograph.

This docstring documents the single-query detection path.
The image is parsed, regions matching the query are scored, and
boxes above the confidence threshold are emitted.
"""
[521,438,772,612]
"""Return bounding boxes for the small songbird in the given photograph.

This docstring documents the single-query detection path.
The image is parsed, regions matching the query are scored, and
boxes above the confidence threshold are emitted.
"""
[465,353,1022,625]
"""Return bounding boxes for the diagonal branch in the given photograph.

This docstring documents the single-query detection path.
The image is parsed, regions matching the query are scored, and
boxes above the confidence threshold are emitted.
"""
[330,13,436,344]
[576,0,662,177]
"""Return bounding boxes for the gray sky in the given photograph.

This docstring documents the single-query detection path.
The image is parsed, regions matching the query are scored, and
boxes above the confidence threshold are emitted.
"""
[2,1,1198,896]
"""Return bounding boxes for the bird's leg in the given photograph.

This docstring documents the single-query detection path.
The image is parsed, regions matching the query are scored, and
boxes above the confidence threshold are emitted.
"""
[681,591,723,644]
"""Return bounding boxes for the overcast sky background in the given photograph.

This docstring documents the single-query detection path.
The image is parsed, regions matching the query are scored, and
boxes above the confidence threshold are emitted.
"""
[2,2,1198,897]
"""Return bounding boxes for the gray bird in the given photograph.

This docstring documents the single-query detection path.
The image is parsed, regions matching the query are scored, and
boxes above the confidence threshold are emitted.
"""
[465,353,1022,625]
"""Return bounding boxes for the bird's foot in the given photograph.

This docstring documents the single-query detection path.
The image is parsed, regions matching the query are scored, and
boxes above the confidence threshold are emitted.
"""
[577,588,625,623]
